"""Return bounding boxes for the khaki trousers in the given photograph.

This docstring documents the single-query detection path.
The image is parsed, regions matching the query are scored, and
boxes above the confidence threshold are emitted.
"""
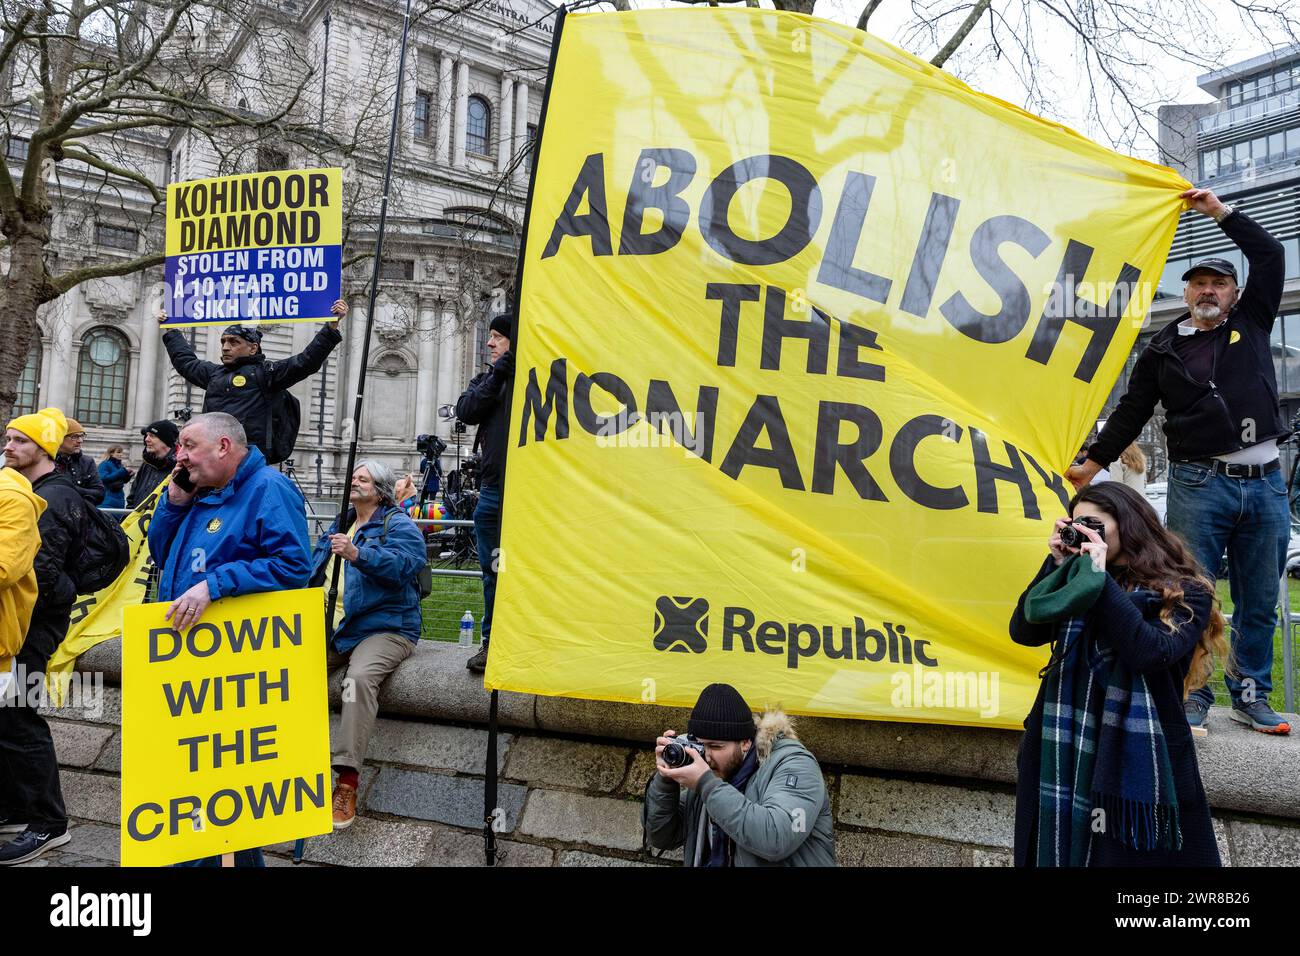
[327,632,414,771]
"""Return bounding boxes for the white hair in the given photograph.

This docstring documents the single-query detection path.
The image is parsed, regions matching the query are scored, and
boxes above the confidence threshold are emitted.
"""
[185,412,247,447]
[355,459,397,506]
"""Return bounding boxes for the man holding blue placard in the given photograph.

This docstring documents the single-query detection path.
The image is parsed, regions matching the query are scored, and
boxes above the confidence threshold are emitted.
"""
[157,299,347,465]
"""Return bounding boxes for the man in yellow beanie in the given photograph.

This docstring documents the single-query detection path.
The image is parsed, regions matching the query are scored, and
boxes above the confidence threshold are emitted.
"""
[0,406,83,864]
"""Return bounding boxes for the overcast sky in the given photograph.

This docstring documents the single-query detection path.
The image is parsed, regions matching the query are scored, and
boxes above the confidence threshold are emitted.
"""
[625,0,1288,162]
[809,0,1284,159]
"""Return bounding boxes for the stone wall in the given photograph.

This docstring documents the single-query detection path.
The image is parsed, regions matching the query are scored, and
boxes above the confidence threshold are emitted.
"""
[38,641,1300,867]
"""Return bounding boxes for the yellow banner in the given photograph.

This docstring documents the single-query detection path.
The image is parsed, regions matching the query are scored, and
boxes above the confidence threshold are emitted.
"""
[46,480,167,706]
[164,167,343,326]
[119,589,331,866]
[485,9,1190,729]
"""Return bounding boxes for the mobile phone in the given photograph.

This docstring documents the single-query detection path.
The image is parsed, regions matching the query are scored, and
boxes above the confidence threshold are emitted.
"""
[173,467,196,492]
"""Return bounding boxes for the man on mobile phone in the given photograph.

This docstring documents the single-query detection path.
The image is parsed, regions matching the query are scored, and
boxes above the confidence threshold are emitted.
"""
[147,412,312,866]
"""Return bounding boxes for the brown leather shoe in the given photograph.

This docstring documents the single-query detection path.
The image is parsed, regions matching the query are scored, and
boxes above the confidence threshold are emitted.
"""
[332,783,357,830]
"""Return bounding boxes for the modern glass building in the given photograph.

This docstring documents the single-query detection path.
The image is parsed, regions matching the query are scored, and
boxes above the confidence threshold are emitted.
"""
[1103,45,1300,481]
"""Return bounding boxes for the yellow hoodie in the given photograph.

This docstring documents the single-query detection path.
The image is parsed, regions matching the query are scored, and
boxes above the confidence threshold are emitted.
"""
[0,468,45,675]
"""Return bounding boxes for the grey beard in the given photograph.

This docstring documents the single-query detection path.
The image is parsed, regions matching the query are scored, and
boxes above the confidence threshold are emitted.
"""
[1192,302,1223,322]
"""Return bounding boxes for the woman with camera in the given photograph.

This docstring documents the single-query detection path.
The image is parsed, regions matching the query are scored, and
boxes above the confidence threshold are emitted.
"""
[1010,481,1227,866]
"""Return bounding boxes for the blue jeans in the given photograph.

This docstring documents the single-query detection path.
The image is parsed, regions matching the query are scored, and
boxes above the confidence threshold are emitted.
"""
[1166,461,1289,707]
[474,484,501,648]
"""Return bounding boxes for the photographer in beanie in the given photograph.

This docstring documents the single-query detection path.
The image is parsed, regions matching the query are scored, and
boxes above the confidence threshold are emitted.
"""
[158,299,347,464]
[455,313,514,675]
[644,683,835,867]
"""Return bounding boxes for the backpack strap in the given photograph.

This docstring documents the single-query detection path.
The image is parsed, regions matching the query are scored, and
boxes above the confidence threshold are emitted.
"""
[252,362,275,454]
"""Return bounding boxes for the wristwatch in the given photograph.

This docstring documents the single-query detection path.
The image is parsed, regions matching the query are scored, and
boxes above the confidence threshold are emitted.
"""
[1212,203,1235,223]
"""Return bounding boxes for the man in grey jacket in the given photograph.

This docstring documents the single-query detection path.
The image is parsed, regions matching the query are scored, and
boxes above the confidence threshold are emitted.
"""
[643,683,835,867]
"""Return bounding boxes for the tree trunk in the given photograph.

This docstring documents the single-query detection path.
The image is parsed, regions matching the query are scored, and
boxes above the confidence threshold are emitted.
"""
[773,0,816,12]
[0,233,54,422]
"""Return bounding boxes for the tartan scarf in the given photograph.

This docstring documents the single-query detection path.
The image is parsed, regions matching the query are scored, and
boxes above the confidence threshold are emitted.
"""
[1032,563,1182,866]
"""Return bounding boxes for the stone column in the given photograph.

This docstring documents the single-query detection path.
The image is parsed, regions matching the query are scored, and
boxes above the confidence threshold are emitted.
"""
[497,75,514,172]
[133,292,160,426]
[401,41,418,153]
[436,55,453,165]
[44,289,78,412]
[342,301,368,441]
[415,300,438,436]
[453,60,469,167]
[513,82,530,186]
[435,306,456,437]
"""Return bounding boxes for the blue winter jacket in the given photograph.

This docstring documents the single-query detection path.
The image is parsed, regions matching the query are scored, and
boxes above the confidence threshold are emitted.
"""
[97,458,130,509]
[148,446,312,602]
[309,503,425,653]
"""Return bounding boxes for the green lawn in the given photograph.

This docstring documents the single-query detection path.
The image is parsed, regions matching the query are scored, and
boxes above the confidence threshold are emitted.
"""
[421,572,485,644]
[1209,580,1297,711]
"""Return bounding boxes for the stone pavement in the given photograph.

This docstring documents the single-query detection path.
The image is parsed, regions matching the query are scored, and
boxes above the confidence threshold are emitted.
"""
[19,641,1300,867]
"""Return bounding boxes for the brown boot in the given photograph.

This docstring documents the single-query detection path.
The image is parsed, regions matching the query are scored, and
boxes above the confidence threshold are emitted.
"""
[466,642,489,674]
[332,783,357,830]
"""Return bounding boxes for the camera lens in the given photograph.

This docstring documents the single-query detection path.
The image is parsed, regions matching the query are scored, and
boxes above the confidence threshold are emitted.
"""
[662,741,685,768]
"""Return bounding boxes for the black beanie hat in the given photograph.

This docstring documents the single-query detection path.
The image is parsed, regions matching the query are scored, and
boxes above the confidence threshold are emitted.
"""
[687,683,754,741]
[489,313,514,340]
[141,419,180,446]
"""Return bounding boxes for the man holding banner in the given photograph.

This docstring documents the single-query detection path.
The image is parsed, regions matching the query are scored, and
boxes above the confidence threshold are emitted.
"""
[456,313,514,675]
[157,299,347,465]
[1070,188,1291,736]
[148,412,312,864]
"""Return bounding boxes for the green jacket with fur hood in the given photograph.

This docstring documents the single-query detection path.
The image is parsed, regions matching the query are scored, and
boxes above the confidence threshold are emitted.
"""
[642,710,836,866]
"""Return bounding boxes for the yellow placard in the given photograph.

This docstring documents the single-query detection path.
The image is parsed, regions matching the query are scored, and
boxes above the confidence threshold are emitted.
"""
[485,9,1190,729]
[120,589,331,866]
[163,167,343,326]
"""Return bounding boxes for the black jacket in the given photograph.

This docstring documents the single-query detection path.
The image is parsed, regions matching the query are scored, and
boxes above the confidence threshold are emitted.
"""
[162,325,342,461]
[55,451,106,505]
[29,471,86,660]
[455,351,513,488]
[127,451,175,510]
[1091,210,1286,465]
[1009,556,1220,867]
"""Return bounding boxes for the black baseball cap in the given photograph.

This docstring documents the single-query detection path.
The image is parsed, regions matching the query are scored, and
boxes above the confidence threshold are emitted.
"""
[1181,258,1238,282]
[141,420,180,446]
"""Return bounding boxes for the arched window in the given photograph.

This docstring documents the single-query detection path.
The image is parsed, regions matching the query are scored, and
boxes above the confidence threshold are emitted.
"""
[12,339,41,416]
[466,95,491,156]
[74,327,130,427]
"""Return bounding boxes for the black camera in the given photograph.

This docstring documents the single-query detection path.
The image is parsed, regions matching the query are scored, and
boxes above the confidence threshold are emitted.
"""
[1059,515,1106,550]
[415,433,446,459]
[661,734,707,769]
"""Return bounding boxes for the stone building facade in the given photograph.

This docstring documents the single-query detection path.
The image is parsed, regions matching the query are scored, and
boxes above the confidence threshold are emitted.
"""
[4,0,556,503]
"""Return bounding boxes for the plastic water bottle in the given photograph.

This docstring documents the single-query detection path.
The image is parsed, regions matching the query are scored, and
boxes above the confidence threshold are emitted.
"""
[459,611,474,648]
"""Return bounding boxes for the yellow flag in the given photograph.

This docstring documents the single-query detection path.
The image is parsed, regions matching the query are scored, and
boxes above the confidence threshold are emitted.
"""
[45,480,167,705]
[485,9,1189,728]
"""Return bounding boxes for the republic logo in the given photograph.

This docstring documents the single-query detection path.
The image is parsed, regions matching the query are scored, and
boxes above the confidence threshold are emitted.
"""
[652,596,709,653]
